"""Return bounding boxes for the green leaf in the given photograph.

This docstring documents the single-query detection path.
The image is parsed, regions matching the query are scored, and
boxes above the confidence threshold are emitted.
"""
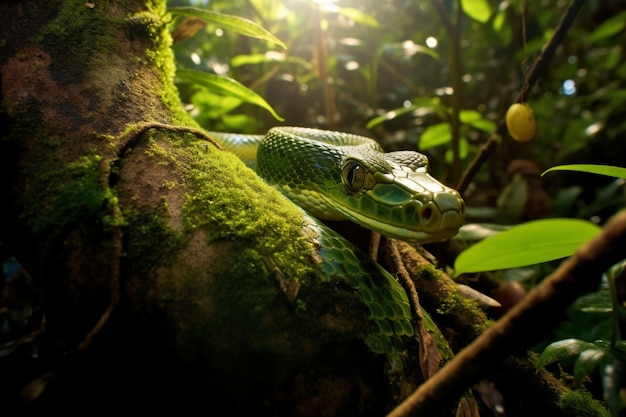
[542,164,626,179]
[176,69,284,121]
[453,219,601,276]
[459,110,496,133]
[419,123,451,150]
[587,11,626,43]
[469,118,496,133]
[231,53,312,69]
[571,285,613,314]
[573,348,606,383]
[366,105,418,129]
[168,7,287,49]
[600,359,626,416]
[460,0,492,23]
[537,338,598,368]
[366,98,440,129]
[493,10,505,32]
[458,110,482,123]
[337,7,379,28]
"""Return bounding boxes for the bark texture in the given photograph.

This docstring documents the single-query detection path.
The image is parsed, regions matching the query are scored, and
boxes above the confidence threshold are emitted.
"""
[0,1,419,415]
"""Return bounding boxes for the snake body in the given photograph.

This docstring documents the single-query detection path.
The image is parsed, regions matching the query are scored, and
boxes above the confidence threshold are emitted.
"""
[209,126,463,371]
[211,126,465,243]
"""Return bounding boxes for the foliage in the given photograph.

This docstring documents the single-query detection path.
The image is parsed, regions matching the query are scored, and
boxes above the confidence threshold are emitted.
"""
[453,218,601,276]
[543,164,626,179]
[164,0,626,413]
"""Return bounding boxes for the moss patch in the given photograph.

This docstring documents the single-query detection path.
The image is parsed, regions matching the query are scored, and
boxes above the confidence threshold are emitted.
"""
[21,146,119,247]
[180,134,315,283]
[124,206,184,277]
[558,389,610,417]
[38,1,123,82]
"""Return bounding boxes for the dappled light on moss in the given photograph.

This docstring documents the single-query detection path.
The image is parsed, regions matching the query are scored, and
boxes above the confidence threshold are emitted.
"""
[180,136,315,282]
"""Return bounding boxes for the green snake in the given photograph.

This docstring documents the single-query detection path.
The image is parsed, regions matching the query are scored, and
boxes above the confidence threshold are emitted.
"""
[208,126,465,371]
[210,126,465,244]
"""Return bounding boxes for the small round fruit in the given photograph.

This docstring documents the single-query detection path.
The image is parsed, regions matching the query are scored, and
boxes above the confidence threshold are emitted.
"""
[506,103,536,142]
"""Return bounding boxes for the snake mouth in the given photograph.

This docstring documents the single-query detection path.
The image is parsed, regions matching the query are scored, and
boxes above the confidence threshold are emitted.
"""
[337,192,465,244]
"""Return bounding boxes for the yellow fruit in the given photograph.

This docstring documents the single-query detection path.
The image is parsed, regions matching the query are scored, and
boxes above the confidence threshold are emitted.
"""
[506,103,536,142]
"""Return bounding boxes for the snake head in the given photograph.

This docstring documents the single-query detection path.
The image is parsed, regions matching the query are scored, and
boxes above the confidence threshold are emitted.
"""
[336,150,465,244]
[257,127,465,244]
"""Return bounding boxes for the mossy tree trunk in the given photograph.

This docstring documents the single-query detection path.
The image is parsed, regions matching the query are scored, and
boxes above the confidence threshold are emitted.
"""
[0,1,425,415]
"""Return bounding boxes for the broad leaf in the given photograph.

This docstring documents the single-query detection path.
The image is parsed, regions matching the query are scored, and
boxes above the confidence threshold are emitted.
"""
[231,53,312,69]
[176,69,284,121]
[543,164,626,179]
[419,122,451,150]
[600,359,626,416]
[587,11,626,43]
[337,7,379,28]
[366,97,440,129]
[458,110,483,123]
[461,0,491,23]
[454,219,601,276]
[459,110,496,133]
[574,348,606,383]
[537,338,598,368]
[169,7,287,49]
[366,105,419,129]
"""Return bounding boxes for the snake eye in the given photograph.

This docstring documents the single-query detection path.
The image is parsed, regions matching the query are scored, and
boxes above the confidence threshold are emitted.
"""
[342,160,366,191]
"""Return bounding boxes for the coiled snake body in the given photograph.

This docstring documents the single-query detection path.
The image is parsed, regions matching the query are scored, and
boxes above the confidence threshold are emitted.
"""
[209,126,465,369]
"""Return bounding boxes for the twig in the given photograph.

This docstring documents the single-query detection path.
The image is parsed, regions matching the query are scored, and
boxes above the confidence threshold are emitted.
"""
[456,0,586,194]
[387,239,442,380]
[368,231,381,260]
[115,121,224,157]
[387,209,626,417]
[388,239,423,323]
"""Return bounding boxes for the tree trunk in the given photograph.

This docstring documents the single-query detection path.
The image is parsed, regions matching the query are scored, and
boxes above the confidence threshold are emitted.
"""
[0,1,424,415]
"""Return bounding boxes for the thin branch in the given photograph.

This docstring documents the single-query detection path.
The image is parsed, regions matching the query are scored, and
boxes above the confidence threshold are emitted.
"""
[115,121,224,157]
[387,209,626,417]
[456,0,586,194]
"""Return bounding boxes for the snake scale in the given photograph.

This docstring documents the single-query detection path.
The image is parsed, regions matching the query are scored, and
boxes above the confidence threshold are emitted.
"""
[208,126,465,371]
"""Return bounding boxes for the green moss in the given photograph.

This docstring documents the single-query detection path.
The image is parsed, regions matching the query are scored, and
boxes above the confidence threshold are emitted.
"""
[179,134,315,283]
[437,287,480,316]
[131,6,197,127]
[558,389,609,417]
[125,203,184,276]
[22,150,120,244]
[414,264,441,281]
[36,0,192,127]
[38,1,123,81]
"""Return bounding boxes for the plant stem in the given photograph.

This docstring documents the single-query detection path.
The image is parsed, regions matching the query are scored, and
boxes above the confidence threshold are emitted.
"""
[607,268,621,348]
[456,0,586,195]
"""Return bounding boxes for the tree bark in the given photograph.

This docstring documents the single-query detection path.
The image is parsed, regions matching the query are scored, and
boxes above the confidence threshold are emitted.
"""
[0,1,421,414]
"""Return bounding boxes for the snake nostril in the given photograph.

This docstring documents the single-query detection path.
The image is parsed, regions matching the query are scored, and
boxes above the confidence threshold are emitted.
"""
[421,206,433,223]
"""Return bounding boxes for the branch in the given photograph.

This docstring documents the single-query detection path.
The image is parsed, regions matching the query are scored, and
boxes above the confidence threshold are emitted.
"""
[456,0,586,194]
[387,209,626,417]
[115,121,224,157]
